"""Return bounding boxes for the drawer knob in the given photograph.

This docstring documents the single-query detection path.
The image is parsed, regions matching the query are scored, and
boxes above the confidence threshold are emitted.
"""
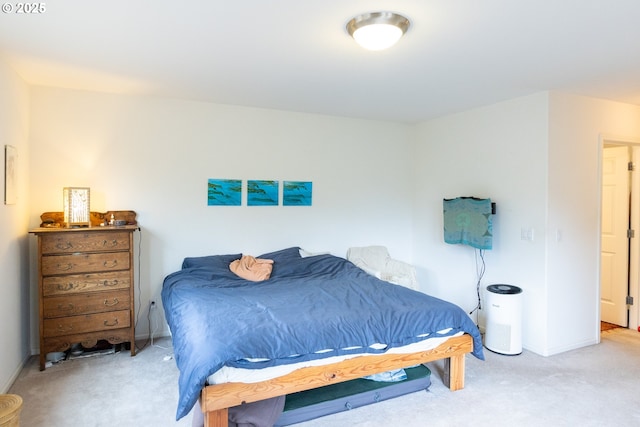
[102,239,120,247]
[103,260,119,268]
[103,318,119,327]
[104,298,119,307]
[57,283,78,292]
[56,263,74,271]
[101,279,119,287]
[57,323,73,333]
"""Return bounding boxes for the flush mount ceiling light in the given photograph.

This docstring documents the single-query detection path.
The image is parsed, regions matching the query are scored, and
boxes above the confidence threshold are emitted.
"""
[346,11,410,51]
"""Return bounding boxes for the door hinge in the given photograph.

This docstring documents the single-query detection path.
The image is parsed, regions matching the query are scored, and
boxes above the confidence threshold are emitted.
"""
[628,229,635,238]
[627,295,634,306]
[629,161,635,171]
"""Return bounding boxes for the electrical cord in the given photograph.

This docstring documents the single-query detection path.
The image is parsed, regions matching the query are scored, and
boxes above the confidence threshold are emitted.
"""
[149,302,168,349]
[130,227,169,351]
[469,249,486,326]
[136,304,152,352]
[132,227,151,353]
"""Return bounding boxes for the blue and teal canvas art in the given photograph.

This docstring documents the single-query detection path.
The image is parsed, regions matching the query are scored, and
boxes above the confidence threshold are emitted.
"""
[248,180,279,206]
[207,179,241,206]
[283,181,312,206]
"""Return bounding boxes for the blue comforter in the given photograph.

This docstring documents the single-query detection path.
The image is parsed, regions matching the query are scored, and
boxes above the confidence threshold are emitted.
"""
[162,247,484,420]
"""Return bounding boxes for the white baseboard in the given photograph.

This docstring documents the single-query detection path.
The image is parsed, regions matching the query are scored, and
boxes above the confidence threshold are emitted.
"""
[2,353,31,394]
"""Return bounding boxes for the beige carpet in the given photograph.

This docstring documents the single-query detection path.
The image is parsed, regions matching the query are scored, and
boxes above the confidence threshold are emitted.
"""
[8,328,640,426]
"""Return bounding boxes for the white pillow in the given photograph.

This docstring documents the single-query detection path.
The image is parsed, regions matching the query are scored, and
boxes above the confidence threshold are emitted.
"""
[299,248,330,258]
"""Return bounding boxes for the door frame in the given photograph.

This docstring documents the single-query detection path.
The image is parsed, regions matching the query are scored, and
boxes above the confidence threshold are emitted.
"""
[599,135,640,333]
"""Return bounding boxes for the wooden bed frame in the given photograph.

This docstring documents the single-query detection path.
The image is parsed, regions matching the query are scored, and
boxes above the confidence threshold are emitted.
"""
[199,333,473,427]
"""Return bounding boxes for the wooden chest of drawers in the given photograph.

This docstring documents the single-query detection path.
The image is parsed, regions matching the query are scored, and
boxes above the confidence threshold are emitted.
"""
[31,226,138,370]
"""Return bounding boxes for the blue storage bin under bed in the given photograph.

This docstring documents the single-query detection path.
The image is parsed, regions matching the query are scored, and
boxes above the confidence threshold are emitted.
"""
[274,364,431,426]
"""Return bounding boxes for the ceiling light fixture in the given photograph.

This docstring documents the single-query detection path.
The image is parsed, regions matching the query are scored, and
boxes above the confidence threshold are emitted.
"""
[346,11,410,51]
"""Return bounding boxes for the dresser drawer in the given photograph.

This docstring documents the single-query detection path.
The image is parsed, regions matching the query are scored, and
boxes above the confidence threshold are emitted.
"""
[42,271,131,296]
[43,290,130,318]
[41,251,130,275]
[41,231,130,255]
[43,309,131,338]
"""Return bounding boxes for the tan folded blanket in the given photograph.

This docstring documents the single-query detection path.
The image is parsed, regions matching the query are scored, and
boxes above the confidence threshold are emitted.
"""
[229,255,274,281]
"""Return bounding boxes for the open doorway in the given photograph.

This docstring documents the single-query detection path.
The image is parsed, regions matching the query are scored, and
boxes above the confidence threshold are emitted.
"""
[600,138,640,334]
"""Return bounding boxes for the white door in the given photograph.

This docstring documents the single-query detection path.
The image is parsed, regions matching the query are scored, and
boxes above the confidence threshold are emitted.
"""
[600,146,630,326]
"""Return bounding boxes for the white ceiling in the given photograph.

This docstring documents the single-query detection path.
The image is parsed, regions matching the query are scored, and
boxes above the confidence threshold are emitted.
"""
[1,0,640,123]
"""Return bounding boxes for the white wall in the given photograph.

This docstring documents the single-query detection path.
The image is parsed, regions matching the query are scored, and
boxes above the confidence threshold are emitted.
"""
[412,93,550,353]
[27,86,415,344]
[0,59,30,392]
[412,91,640,356]
[546,92,640,354]
[7,80,640,381]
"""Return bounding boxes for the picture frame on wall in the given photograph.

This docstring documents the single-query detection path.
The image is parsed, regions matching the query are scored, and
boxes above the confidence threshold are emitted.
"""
[283,181,312,206]
[4,145,16,205]
[247,180,279,206]
[207,178,242,206]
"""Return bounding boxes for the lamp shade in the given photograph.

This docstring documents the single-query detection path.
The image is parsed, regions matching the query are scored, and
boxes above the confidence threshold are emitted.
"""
[347,12,410,51]
[63,187,91,227]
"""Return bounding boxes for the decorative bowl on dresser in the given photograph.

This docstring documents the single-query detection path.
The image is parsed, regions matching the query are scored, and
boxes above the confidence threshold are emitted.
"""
[30,211,139,370]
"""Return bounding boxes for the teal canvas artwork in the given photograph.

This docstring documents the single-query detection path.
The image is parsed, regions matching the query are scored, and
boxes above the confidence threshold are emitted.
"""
[207,179,242,206]
[248,180,279,206]
[443,197,493,250]
[283,181,312,206]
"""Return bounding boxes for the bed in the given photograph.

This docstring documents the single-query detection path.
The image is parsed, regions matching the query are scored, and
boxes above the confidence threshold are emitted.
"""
[162,247,484,426]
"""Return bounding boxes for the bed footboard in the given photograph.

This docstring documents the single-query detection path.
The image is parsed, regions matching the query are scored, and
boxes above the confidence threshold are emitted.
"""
[200,334,473,427]
[203,408,227,427]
